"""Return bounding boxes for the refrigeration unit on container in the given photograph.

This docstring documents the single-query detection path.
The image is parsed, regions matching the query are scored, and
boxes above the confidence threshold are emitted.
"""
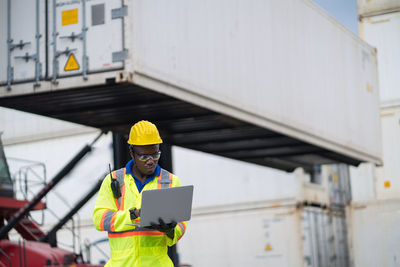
[178,200,349,267]
[0,0,382,172]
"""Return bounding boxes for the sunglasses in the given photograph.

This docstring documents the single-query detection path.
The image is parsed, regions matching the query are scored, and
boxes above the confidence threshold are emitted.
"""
[135,151,161,162]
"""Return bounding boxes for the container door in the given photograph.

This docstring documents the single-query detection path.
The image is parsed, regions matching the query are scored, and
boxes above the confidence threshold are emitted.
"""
[48,0,125,83]
[0,0,46,88]
[328,164,352,207]
[86,0,126,73]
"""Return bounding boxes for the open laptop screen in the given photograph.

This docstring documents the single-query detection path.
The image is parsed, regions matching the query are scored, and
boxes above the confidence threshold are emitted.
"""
[139,185,194,227]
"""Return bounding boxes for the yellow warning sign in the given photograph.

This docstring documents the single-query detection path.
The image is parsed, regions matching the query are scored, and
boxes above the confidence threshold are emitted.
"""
[384,180,391,188]
[265,244,272,251]
[64,53,80,71]
[333,172,339,184]
[62,8,78,26]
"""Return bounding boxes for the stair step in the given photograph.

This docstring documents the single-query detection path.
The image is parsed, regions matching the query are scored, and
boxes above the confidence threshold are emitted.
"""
[29,228,42,234]
[21,218,31,224]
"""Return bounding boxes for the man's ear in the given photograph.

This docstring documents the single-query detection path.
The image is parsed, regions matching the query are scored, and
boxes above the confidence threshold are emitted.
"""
[129,145,135,159]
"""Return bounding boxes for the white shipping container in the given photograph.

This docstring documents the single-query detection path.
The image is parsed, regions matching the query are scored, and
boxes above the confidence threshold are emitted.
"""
[375,106,400,199]
[178,201,349,267]
[357,0,400,16]
[0,0,47,84]
[347,199,400,267]
[359,11,400,106]
[0,107,96,145]
[0,0,382,166]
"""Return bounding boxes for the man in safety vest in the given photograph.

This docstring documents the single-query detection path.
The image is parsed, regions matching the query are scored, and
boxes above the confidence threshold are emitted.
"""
[93,120,187,266]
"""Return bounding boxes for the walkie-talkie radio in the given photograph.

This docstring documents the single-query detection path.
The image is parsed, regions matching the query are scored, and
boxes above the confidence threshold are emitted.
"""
[109,164,121,198]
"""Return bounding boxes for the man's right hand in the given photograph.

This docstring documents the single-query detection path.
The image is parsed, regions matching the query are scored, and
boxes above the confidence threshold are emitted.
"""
[129,208,140,220]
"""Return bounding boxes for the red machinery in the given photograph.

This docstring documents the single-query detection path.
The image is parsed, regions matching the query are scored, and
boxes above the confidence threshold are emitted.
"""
[0,197,101,267]
[0,133,104,267]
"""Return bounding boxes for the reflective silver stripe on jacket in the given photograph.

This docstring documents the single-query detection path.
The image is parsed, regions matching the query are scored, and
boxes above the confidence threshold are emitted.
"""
[177,222,186,235]
[115,168,125,185]
[115,168,125,208]
[103,210,115,232]
[158,169,172,189]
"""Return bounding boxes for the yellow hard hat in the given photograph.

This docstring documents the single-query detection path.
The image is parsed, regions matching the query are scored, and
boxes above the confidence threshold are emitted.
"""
[127,120,163,145]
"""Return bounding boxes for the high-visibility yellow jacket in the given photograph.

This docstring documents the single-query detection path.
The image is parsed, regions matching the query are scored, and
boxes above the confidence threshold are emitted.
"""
[93,167,187,267]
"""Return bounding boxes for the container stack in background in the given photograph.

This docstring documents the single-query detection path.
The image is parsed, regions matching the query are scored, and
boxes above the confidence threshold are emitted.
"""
[346,1,400,266]
[175,149,353,267]
[357,0,400,199]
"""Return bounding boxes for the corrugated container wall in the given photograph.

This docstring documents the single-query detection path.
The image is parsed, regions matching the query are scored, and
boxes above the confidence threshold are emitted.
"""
[0,0,382,166]
[300,164,351,207]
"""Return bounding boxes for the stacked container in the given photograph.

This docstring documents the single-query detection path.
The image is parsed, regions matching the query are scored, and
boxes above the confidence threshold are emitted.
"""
[175,145,352,267]
[347,1,400,266]
[178,201,349,267]
[358,0,400,196]
[358,1,400,197]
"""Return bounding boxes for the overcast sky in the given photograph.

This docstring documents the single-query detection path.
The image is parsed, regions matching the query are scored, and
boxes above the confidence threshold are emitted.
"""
[313,0,359,34]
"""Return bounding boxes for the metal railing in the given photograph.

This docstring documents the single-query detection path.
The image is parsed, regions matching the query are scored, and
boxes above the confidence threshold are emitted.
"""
[8,157,47,226]
[8,156,83,253]
[84,238,109,264]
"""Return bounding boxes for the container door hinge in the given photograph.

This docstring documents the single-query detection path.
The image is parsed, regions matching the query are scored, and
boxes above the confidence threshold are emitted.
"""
[112,49,128,63]
[14,52,38,62]
[111,6,127,19]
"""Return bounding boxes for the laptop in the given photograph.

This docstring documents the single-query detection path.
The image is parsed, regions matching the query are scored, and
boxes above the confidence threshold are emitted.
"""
[128,185,194,227]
